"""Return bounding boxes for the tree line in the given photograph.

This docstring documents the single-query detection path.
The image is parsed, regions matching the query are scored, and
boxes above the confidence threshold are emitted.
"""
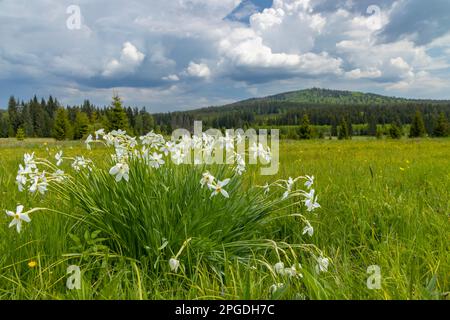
[1,95,155,140]
[1,92,449,141]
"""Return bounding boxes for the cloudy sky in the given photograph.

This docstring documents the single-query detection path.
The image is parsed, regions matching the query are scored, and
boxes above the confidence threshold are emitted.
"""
[1,0,449,111]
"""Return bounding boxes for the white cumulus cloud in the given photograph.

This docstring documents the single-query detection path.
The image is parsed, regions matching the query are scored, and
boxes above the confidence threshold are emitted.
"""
[103,42,145,77]
[185,62,211,79]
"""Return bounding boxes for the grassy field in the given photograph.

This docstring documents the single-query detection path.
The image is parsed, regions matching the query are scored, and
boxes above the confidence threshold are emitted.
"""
[0,137,449,300]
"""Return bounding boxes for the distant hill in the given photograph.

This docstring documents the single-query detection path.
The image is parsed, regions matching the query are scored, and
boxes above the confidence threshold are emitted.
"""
[205,88,450,112]
[152,88,450,134]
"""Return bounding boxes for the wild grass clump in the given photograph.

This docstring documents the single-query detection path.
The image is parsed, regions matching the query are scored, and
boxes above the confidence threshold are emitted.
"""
[7,129,325,294]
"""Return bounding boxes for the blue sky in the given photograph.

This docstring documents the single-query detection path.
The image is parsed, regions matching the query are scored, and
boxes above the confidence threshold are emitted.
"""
[1,0,450,111]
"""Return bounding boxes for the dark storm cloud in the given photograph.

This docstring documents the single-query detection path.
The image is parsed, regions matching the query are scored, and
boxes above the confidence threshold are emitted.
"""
[378,0,450,45]
[0,0,449,110]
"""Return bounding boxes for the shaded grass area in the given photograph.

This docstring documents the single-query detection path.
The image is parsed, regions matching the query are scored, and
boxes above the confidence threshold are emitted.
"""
[0,138,449,300]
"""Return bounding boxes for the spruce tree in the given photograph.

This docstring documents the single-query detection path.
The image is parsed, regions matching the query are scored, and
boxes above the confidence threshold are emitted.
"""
[7,96,19,136]
[389,120,403,139]
[409,110,426,138]
[47,95,58,119]
[433,112,449,137]
[30,96,45,137]
[376,127,383,139]
[0,113,10,138]
[338,118,349,140]
[298,114,312,139]
[73,111,90,140]
[22,104,34,137]
[142,109,155,134]
[108,95,129,131]
[16,127,25,141]
[53,108,72,141]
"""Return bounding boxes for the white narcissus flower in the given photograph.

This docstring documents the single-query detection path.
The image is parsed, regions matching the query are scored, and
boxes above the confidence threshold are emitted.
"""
[250,142,263,160]
[160,141,174,156]
[139,132,154,145]
[53,170,65,183]
[250,143,271,162]
[200,172,215,188]
[6,205,31,233]
[235,132,243,144]
[222,132,234,151]
[303,221,314,237]
[316,256,329,274]
[274,262,285,275]
[103,133,115,146]
[72,156,90,172]
[293,264,304,278]
[16,164,30,192]
[169,258,180,272]
[286,177,295,191]
[269,283,285,295]
[263,183,270,195]
[304,175,314,189]
[128,137,138,149]
[95,129,105,140]
[149,152,165,169]
[109,163,130,182]
[29,173,48,195]
[55,151,63,166]
[171,148,185,165]
[180,135,192,148]
[282,177,296,200]
[274,262,303,278]
[210,179,230,198]
[24,153,37,169]
[284,265,301,278]
[304,189,321,212]
[234,153,246,175]
[85,134,93,150]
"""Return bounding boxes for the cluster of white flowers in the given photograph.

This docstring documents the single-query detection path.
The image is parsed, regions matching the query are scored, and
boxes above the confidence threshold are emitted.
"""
[7,129,329,280]
[315,256,330,274]
[274,262,304,279]
[16,152,59,195]
[269,255,330,294]
[199,172,231,198]
[270,283,285,295]
[71,156,93,172]
[83,129,273,188]
[10,130,272,232]
[250,142,271,163]
[260,175,321,239]
[86,129,273,181]
[15,149,95,197]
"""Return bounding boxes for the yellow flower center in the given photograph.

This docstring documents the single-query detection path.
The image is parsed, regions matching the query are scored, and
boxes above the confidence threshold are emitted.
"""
[28,261,37,268]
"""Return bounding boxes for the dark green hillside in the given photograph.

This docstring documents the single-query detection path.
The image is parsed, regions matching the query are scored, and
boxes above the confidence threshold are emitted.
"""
[152,88,450,137]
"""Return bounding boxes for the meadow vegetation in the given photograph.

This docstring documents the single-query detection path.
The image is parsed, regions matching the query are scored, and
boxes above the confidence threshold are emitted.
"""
[0,136,448,300]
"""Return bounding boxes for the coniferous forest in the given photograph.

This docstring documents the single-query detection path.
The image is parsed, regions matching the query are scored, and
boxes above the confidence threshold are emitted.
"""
[1,88,449,140]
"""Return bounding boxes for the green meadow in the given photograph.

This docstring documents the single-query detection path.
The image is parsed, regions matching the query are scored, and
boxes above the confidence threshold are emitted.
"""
[0,137,449,300]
